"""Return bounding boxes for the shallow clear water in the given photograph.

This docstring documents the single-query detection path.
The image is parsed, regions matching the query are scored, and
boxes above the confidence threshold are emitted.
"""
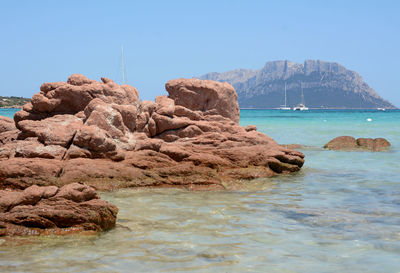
[0,108,18,119]
[1,109,400,272]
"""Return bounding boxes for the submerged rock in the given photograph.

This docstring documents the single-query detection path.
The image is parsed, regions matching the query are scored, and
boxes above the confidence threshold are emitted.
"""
[0,74,304,191]
[0,183,118,237]
[324,136,391,151]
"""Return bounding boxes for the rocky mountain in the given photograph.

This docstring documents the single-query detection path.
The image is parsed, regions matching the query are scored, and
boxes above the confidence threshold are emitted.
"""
[200,60,396,109]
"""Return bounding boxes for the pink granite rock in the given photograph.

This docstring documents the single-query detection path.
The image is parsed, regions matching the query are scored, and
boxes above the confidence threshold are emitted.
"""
[16,74,139,125]
[324,136,391,151]
[0,74,304,192]
[0,116,16,133]
[155,95,175,117]
[15,140,66,159]
[0,183,118,237]
[18,115,83,147]
[166,78,240,123]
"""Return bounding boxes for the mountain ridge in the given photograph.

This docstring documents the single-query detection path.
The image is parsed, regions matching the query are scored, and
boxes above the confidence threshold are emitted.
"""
[200,60,396,109]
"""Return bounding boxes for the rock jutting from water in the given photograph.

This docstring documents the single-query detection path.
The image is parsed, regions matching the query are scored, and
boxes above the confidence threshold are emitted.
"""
[0,74,304,191]
[0,183,118,237]
[323,136,391,151]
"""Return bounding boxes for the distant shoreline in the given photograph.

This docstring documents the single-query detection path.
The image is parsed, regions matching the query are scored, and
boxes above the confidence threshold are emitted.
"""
[0,106,22,109]
[0,96,30,109]
[240,107,399,110]
[0,106,397,110]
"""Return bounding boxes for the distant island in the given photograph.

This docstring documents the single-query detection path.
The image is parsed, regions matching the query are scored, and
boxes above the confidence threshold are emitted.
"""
[0,96,30,108]
[200,60,397,109]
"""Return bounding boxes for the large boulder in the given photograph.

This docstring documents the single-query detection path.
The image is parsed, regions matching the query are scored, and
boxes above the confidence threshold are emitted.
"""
[0,116,16,133]
[0,117,19,146]
[0,75,304,191]
[15,74,139,125]
[323,136,358,150]
[17,115,83,147]
[14,140,66,159]
[0,183,118,236]
[13,75,140,158]
[324,136,391,151]
[357,138,391,151]
[166,78,240,123]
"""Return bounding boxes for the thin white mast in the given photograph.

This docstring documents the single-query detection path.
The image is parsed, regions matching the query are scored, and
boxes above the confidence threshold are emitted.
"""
[121,45,126,85]
[284,82,287,107]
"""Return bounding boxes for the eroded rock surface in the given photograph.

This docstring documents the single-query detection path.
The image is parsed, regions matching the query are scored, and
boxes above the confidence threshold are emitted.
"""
[0,116,16,133]
[0,183,118,236]
[0,74,304,190]
[166,78,240,123]
[324,136,391,151]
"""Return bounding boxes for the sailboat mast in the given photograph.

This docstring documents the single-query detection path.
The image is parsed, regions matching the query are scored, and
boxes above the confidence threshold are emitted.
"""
[121,45,126,85]
[284,82,287,107]
[301,84,305,105]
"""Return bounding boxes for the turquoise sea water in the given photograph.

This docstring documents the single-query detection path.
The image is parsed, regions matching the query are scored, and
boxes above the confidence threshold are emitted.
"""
[0,109,400,272]
[0,109,18,119]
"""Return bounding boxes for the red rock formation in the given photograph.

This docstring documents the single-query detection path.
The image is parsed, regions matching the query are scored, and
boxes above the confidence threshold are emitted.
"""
[0,117,18,146]
[166,78,240,123]
[0,116,16,133]
[0,183,118,236]
[324,136,391,151]
[0,74,304,190]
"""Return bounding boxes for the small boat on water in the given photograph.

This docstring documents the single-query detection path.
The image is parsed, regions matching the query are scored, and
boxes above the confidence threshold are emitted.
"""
[293,84,309,111]
[293,103,308,111]
[377,108,386,111]
[279,82,291,110]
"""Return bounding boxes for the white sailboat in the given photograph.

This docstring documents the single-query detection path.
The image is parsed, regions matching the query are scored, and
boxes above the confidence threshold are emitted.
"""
[293,83,309,111]
[279,82,291,110]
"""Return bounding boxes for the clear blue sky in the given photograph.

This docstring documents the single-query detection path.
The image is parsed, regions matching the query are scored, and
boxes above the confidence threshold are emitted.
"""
[1,0,399,106]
